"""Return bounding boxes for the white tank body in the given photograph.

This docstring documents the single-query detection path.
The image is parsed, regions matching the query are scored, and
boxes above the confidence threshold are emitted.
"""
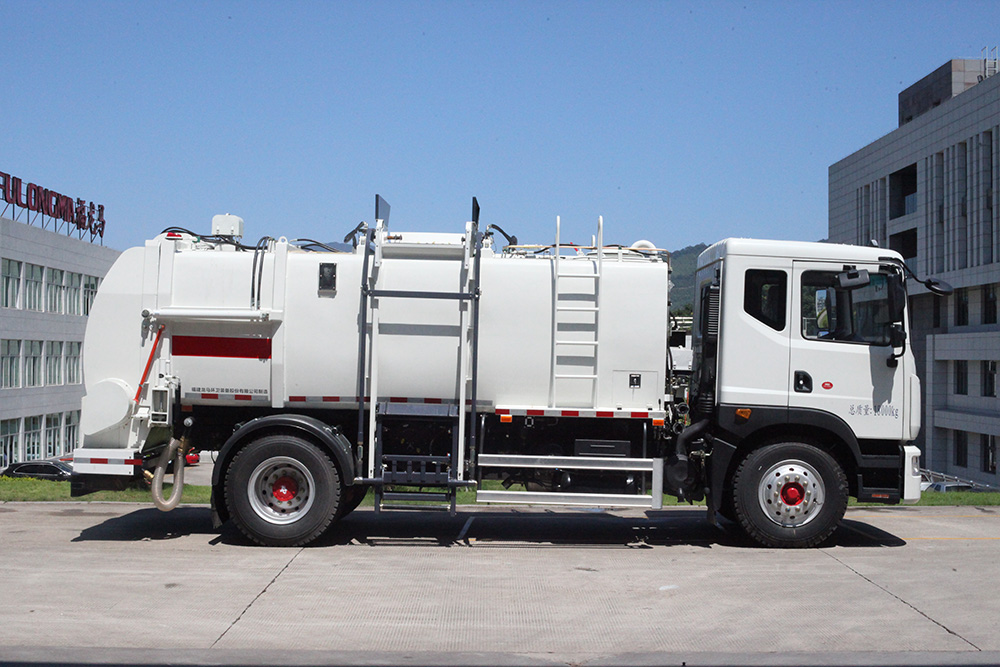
[80,229,670,450]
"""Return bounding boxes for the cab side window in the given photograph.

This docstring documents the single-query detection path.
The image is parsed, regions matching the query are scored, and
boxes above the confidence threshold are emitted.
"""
[801,270,891,344]
[744,269,787,331]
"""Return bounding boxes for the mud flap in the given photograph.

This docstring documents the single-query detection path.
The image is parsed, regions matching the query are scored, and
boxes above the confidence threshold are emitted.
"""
[706,437,737,524]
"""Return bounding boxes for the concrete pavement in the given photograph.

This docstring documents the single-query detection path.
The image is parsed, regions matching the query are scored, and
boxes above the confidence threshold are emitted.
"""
[1,502,999,665]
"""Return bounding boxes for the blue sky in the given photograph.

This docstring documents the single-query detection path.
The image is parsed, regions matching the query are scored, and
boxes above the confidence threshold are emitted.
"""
[3,1,999,252]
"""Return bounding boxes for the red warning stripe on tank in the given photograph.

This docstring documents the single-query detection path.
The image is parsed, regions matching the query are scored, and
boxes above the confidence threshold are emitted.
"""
[173,336,272,359]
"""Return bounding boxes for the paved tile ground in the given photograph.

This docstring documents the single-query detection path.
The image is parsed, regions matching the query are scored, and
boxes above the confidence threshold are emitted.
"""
[1,502,998,665]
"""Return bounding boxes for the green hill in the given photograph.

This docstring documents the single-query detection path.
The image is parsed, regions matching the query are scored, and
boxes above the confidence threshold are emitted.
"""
[668,243,708,314]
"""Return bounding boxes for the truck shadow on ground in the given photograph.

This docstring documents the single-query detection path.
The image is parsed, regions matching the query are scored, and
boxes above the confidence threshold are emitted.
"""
[71,506,906,549]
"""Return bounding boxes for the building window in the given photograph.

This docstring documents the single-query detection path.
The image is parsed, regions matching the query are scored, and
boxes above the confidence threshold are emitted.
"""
[65,342,81,384]
[64,411,80,453]
[66,273,82,316]
[955,431,968,467]
[24,263,44,311]
[982,434,997,474]
[955,288,969,326]
[2,258,21,308]
[1,339,20,389]
[933,297,941,329]
[955,360,968,395]
[82,275,99,315]
[23,415,42,461]
[45,414,62,458]
[889,228,918,260]
[0,418,19,467]
[45,341,63,385]
[889,163,918,219]
[23,340,43,387]
[983,361,998,398]
[45,268,65,314]
[984,284,998,325]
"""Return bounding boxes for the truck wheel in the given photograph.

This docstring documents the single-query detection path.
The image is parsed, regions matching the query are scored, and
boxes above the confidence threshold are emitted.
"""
[336,485,368,519]
[731,442,847,548]
[225,434,342,546]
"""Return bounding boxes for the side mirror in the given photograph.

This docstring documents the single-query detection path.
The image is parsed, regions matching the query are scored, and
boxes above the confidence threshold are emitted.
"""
[887,273,907,322]
[836,268,870,290]
[887,322,907,368]
[889,323,906,348]
[924,277,954,296]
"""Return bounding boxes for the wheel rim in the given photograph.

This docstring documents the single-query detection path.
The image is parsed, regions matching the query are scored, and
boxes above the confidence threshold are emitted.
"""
[757,458,825,528]
[247,456,315,525]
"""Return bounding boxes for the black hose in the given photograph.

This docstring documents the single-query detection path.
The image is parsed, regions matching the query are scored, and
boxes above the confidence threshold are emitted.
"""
[676,419,709,458]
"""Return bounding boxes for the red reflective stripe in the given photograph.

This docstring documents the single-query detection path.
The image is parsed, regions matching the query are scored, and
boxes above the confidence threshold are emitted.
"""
[91,458,108,464]
[173,336,272,359]
[389,397,407,403]
[630,412,648,418]
[201,393,218,399]
[495,408,510,415]
[596,411,614,418]
[125,459,142,465]
[235,394,252,401]
[425,398,443,404]
[527,409,544,416]
[289,396,307,402]
[322,396,339,402]
[561,410,579,417]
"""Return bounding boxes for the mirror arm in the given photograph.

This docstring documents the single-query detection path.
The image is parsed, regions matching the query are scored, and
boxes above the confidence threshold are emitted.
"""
[887,324,906,368]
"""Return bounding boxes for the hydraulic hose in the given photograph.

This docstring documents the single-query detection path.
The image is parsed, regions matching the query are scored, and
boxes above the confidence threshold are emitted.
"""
[151,437,186,512]
[676,419,710,458]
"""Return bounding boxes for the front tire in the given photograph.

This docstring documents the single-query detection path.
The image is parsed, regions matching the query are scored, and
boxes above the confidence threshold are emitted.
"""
[225,434,342,546]
[731,442,847,548]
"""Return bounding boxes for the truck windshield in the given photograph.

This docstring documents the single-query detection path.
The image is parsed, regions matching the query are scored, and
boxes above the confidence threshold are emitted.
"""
[801,271,893,345]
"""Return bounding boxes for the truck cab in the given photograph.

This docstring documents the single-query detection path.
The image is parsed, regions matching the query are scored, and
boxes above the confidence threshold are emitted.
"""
[688,239,922,547]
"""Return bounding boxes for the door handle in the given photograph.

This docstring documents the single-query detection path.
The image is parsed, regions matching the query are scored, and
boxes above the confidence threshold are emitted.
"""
[794,371,813,393]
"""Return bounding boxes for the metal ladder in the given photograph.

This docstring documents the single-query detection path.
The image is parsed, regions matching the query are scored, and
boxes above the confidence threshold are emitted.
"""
[355,196,482,513]
[475,213,664,510]
[549,216,603,408]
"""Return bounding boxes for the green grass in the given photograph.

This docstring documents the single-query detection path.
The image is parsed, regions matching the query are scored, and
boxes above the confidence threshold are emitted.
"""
[0,477,211,504]
[3,476,999,508]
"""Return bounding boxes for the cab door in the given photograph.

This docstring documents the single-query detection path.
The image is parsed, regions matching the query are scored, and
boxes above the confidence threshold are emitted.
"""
[788,261,906,440]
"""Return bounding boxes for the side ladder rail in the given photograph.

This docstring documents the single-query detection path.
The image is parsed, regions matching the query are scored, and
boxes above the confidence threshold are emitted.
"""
[549,215,603,409]
[366,219,388,479]
[362,216,482,497]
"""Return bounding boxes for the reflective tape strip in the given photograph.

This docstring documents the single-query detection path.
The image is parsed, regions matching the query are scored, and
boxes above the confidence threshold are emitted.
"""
[75,458,142,466]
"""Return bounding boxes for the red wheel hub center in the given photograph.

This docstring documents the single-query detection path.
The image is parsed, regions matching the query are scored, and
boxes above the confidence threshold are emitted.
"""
[780,482,805,506]
[272,476,298,503]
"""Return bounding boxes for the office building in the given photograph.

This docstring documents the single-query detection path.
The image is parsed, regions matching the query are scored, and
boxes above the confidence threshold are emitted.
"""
[1,175,119,467]
[829,58,1000,484]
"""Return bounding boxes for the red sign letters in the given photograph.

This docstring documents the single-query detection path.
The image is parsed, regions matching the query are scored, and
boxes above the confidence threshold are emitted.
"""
[0,170,106,238]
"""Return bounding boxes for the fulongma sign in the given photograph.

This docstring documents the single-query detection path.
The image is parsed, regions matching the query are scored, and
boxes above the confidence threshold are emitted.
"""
[0,170,106,238]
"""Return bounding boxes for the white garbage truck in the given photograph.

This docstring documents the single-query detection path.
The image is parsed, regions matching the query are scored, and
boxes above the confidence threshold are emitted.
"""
[72,196,949,548]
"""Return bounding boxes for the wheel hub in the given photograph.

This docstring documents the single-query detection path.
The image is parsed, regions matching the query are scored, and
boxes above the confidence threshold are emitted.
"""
[272,476,298,503]
[757,459,825,528]
[247,457,316,525]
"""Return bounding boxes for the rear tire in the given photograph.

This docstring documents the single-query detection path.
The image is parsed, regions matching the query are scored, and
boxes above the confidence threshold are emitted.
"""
[225,434,341,546]
[731,442,847,548]
[337,485,368,519]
